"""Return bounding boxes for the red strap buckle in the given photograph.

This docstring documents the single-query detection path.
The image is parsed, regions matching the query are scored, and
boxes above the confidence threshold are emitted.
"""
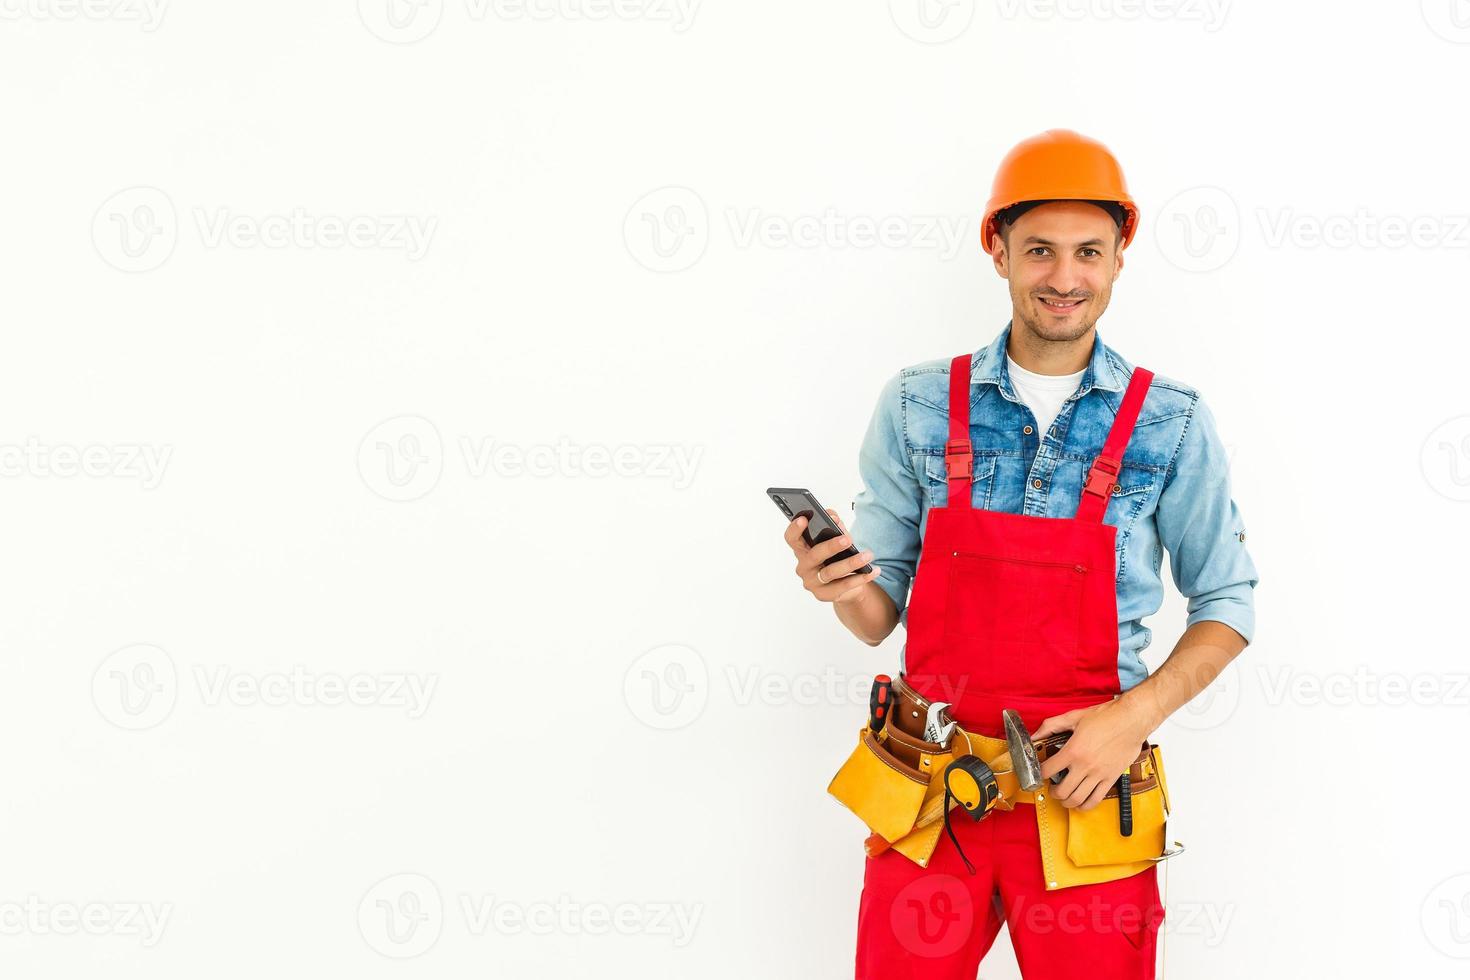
[1082,455,1120,498]
[944,438,973,480]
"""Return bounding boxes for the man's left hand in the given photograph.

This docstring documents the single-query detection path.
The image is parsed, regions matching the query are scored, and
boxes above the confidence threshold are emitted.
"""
[1034,698,1154,811]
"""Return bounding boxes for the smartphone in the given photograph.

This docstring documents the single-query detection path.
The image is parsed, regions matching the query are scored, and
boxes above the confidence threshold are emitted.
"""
[766,487,874,575]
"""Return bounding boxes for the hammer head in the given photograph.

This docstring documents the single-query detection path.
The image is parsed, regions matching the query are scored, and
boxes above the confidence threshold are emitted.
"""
[1001,709,1044,792]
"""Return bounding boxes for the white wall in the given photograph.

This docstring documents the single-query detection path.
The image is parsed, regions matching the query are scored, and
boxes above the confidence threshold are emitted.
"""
[2,2,1467,977]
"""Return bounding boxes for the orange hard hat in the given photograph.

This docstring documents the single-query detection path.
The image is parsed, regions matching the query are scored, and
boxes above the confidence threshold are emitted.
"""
[980,129,1139,255]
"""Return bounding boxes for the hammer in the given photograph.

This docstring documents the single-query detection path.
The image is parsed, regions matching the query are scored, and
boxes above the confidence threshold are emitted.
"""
[1003,708,1132,836]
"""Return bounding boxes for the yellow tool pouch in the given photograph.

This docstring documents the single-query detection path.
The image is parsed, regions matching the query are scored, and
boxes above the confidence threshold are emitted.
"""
[827,727,936,843]
[1035,743,1176,890]
[826,682,957,857]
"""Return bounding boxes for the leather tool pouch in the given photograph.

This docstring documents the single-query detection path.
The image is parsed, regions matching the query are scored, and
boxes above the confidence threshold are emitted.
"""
[827,680,956,846]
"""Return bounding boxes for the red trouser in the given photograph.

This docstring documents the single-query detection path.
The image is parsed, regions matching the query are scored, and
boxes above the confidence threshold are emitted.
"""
[856,803,1164,979]
[855,349,1161,978]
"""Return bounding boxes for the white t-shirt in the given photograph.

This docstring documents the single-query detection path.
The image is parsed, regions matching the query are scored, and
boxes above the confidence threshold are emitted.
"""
[1006,354,1085,437]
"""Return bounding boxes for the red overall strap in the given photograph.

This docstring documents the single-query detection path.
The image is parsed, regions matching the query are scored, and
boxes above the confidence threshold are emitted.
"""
[944,353,973,509]
[1075,366,1155,523]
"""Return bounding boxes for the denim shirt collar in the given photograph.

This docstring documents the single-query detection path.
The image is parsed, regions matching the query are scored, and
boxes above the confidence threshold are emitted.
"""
[970,319,1125,403]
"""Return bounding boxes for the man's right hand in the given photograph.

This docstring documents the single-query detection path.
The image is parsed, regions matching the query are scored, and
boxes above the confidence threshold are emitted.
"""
[783,508,882,605]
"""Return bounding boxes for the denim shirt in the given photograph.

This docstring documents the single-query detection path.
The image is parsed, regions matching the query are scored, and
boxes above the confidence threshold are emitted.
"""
[851,321,1258,692]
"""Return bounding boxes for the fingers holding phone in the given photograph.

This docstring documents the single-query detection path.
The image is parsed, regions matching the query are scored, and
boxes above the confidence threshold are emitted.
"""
[768,488,882,605]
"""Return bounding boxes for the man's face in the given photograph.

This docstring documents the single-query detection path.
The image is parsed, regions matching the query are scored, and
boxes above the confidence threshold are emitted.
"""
[991,200,1124,344]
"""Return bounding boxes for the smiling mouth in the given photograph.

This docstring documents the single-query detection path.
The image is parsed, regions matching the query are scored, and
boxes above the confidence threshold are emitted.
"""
[1038,296,1085,312]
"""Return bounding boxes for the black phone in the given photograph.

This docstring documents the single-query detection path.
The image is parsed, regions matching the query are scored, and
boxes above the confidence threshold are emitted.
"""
[766,487,874,575]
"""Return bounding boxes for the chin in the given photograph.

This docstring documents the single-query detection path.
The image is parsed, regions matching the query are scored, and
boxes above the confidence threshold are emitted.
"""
[1025,306,1095,342]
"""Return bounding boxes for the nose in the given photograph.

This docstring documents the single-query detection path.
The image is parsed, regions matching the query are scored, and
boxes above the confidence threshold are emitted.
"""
[1043,255,1086,297]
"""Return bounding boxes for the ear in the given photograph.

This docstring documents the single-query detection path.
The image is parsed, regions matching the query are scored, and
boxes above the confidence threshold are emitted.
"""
[992,235,1010,278]
[1113,247,1125,282]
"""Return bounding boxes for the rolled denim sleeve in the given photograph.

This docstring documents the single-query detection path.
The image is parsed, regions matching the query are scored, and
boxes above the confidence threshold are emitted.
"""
[1155,392,1259,643]
[850,372,924,620]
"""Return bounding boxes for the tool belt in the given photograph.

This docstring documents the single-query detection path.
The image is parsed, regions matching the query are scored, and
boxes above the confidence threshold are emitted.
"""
[828,674,1181,890]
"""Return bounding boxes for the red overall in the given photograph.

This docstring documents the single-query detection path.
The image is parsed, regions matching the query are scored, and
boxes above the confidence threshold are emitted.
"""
[855,352,1164,979]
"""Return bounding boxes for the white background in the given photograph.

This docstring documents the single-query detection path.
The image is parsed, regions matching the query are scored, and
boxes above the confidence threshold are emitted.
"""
[3,1,1469,977]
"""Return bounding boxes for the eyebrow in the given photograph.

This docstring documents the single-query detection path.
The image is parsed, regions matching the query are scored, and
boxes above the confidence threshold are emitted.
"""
[1020,236,1107,247]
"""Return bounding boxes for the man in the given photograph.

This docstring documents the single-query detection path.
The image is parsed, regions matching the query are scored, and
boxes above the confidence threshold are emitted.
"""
[780,130,1258,978]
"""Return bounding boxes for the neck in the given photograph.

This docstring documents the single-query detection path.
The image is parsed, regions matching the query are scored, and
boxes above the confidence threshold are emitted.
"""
[1007,323,1093,376]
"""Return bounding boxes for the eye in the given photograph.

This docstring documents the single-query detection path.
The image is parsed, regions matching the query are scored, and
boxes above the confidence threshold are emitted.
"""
[1079,247,1101,258]
[1028,247,1050,257]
